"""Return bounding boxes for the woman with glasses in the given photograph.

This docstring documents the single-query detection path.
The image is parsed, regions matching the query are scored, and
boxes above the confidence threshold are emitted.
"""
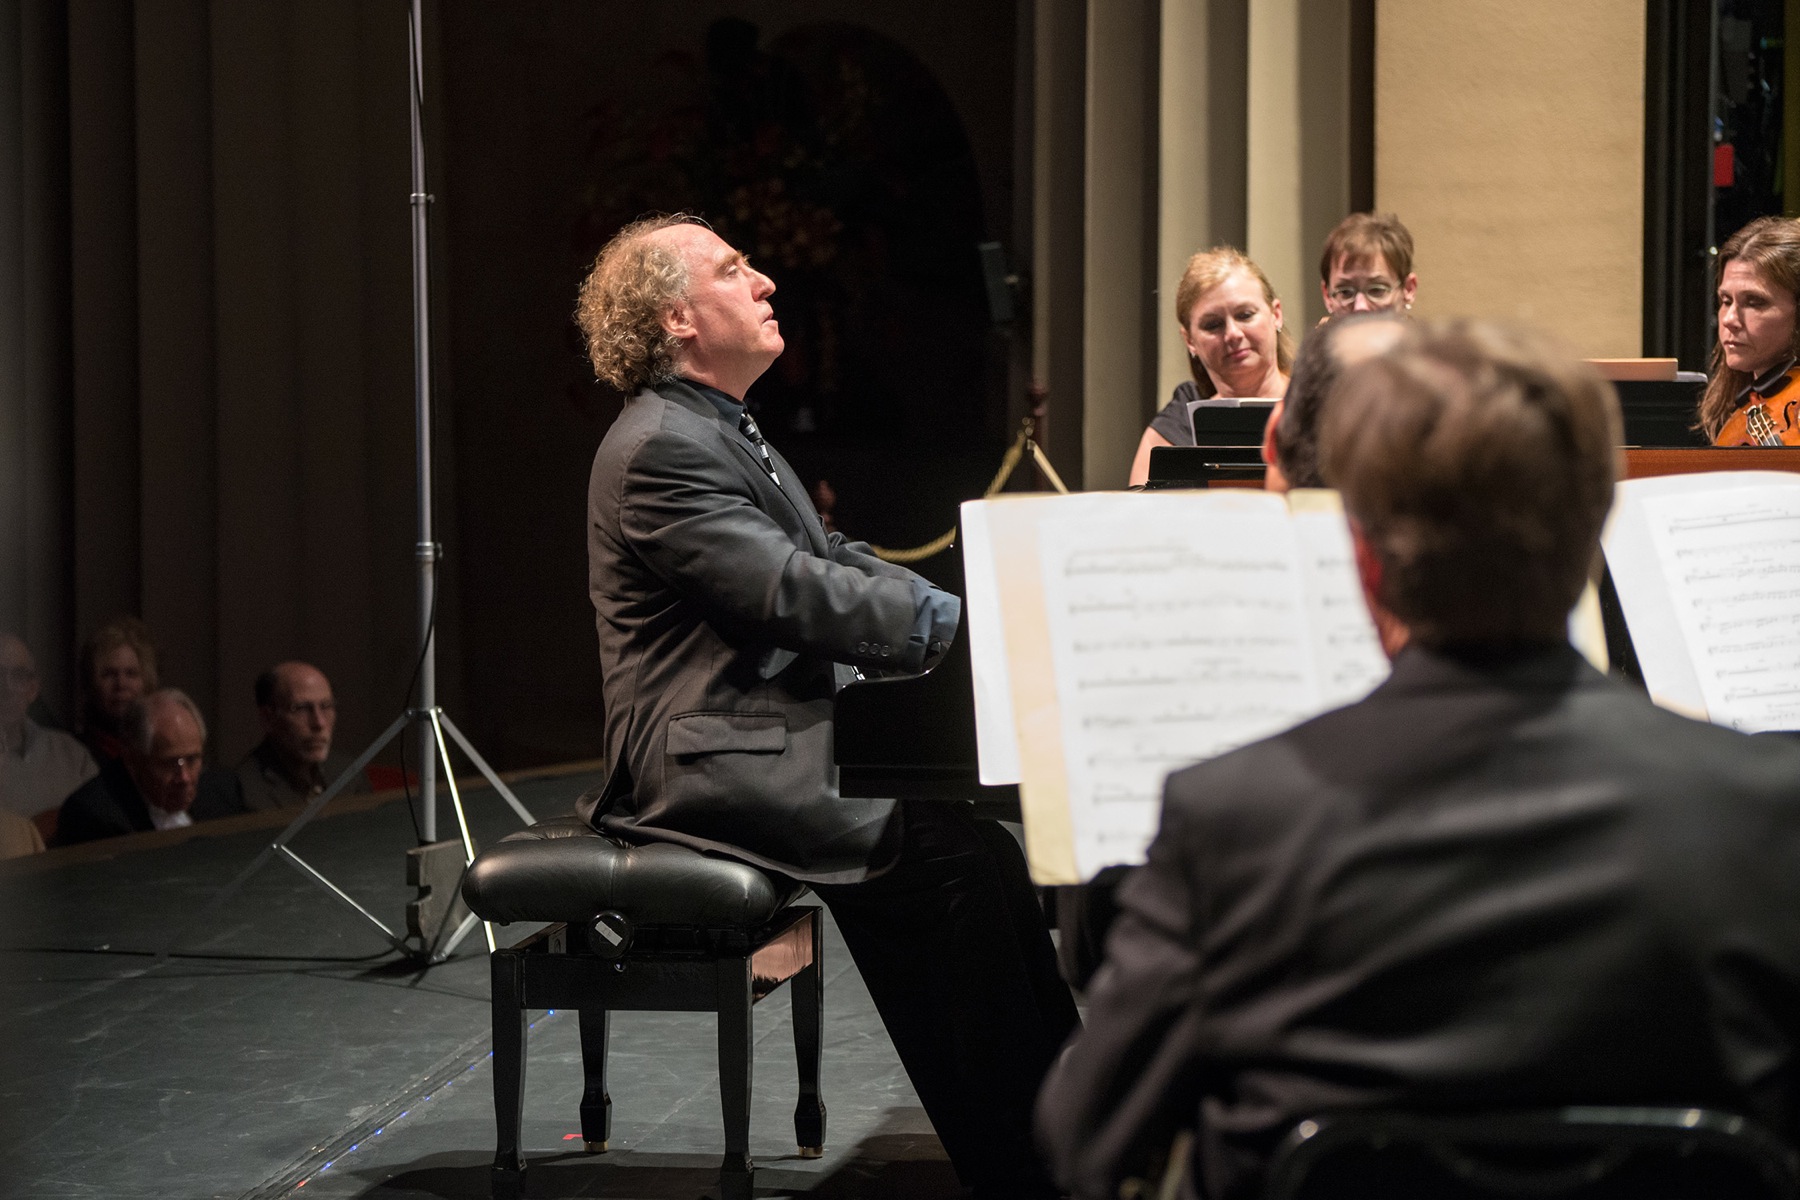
[1318,211,1418,318]
[1128,246,1293,486]
[1701,216,1800,446]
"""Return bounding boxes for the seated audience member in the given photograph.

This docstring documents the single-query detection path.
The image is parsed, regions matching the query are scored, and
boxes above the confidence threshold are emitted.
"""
[1129,248,1293,486]
[0,633,98,840]
[1037,320,1800,1200]
[1261,311,1407,492]
[55,689,232,845]
[1318,210,1418,318]
[1700,215,1800,444]
[236,662,368,811]
[76,617,158,766]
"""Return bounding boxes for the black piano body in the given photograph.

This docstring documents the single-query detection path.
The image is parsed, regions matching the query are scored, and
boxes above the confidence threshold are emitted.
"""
[833,548,1021,820]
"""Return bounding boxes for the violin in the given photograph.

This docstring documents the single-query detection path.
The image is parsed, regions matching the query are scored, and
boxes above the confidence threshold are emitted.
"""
[1714,369,1800,446]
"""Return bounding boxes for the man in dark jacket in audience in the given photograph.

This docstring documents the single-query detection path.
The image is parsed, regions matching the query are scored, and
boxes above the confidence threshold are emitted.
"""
[234,662,367,811]
[56,690,234,845]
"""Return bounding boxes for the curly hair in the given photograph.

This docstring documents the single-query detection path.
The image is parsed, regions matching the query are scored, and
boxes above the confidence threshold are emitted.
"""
[574,214,702,393]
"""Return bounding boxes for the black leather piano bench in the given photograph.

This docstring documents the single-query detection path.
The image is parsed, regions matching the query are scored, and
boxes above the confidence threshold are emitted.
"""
[460,814,825,1200]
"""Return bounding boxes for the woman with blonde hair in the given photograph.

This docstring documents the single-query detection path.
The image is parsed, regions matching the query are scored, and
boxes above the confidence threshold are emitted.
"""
[1129,247,1293,485]
[77,617,158,765]
[1701,215,1800,444]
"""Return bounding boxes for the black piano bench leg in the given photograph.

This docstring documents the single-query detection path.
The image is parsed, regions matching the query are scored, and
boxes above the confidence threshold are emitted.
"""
[578,1007,612,1152]
[490,950,529,1198]
[792,909,826,1157]
[716,957,756,1200]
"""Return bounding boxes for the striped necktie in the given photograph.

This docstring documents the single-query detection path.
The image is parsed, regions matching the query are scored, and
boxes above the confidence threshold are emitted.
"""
[738,411,781,486]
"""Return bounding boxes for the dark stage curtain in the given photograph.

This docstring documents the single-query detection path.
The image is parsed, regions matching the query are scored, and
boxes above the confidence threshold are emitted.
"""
[1,0,460,769]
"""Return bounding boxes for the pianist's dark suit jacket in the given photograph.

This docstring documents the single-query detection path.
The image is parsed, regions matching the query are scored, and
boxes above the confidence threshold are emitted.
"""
[1037,641,1800,1200]
[579,379,958,884]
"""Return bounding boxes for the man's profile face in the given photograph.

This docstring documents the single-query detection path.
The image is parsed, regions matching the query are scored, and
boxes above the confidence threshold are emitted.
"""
[130,700,205,814]
[0,636,39,728]
[94,643,146,723]
[658,224,784,388]
[261,664,337,769]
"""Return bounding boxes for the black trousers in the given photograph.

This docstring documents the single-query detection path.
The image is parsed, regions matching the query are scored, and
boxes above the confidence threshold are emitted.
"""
[812,800,1081,1196]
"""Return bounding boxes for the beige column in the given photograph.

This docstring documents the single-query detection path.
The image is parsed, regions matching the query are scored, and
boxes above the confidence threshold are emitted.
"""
[1377,0,1645,354]
[1246,0,1304,326]
[1157,0,1248,401]
[1082,0,1158,491]
[1249,0,1354,334]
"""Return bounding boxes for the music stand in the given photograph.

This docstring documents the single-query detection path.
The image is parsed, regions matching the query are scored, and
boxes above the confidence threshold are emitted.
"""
[160,0,535,966]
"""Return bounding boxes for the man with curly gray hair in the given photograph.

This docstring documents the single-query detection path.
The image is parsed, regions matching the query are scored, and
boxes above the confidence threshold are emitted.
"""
[575,215,1079,1197]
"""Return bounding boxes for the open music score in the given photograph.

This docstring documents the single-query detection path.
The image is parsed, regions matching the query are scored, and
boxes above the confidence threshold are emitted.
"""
[1605,471,1800,732]
[961,490,1387,883]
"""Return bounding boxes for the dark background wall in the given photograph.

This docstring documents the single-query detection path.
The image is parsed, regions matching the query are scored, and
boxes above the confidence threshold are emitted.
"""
[439,1,1020,766]
[1,0,1021,774]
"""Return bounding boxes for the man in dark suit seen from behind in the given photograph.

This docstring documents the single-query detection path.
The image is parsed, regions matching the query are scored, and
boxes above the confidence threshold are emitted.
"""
[575,213,1079,1198]
[1056,312,1414,993]
[1037,320,1800,1200]
[235,662,368,811]
[55,689,236,845]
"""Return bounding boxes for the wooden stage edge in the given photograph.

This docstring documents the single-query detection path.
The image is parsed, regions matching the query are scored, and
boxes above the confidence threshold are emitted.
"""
[11,756,606,875]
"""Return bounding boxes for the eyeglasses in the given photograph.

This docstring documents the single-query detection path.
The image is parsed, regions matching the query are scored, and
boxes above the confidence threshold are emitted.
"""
[279,700,337,719]
[147,753,204,776]
[1327,281,1398,307]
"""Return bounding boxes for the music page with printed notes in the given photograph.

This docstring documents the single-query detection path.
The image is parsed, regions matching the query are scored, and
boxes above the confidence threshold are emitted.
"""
[960,490,1388,883]
[1604,471,1800,733]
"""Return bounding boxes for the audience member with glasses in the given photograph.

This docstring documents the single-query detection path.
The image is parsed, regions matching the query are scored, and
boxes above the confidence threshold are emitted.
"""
[1318,211,1418,319]
[54,690,232,845]
[233,662,368,811]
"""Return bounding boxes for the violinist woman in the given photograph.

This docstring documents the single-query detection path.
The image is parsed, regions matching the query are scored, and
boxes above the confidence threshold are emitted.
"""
[1702,215,1800,446]
[1128,247,1293,486]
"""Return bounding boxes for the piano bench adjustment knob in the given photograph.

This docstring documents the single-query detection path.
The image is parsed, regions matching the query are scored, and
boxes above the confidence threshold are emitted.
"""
[586,910,633,959]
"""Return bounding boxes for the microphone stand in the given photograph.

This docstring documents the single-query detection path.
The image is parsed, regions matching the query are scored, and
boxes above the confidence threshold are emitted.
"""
[159,0,534,966]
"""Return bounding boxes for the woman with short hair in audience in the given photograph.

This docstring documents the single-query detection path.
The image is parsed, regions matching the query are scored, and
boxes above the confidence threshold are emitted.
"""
[1701,215,1800,445]
[77,617,158,766]
[1128,247,1293,486]
[1318,211,1418,318]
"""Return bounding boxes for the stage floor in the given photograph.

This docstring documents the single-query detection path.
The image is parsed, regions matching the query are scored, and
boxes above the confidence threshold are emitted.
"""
[0,769,965,1199]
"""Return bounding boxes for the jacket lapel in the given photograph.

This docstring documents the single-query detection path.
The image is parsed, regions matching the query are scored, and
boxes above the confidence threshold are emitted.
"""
[654,381,828,555]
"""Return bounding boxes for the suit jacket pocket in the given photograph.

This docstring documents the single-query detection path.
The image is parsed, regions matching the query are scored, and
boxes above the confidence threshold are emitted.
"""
[665,710,788,756]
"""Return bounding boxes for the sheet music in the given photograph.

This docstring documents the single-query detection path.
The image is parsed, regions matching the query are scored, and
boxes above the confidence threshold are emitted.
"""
[1641,485,1800,732]
[959,502,1020,785]
[1289,494,1389,708]
[1036,493,1324,878]
[1605,472,1800,727]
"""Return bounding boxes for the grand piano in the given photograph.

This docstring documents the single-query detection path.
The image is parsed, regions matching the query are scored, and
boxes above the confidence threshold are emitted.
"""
[833,549,1021,819]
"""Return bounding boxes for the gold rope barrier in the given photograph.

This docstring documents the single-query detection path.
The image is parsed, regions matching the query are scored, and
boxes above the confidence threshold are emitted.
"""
[868,418,1070,564]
